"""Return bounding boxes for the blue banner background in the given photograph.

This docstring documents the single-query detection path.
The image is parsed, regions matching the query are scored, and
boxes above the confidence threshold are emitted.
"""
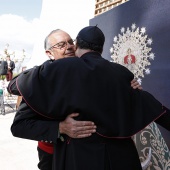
[90,0,170,147]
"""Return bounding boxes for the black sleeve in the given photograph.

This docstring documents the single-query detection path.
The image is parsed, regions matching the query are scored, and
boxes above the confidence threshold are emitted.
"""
[11,100,59,144]
[7,75,20,95]
[7,68,33,95]
[155,107,170,131]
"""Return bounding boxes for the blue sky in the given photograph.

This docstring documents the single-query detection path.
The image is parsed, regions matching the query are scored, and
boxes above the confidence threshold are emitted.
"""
[0,0,42,20]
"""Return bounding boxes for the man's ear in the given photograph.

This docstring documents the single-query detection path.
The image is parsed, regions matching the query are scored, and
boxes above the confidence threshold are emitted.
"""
[46,50,54,60]
[75,43,78,51]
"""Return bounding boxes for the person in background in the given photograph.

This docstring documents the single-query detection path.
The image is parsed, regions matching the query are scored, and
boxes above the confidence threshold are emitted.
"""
[6,55,15,81]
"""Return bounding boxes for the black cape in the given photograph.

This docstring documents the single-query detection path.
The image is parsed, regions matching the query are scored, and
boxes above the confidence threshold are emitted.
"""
[15,52,166,137]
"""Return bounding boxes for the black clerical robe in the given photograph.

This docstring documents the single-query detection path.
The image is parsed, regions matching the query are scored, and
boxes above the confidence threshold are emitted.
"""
[15,52,166,137]
[11,52,168,170]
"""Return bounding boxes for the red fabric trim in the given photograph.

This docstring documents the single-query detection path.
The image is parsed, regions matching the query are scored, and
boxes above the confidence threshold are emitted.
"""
[96,109,166,138]
[38,141,54,154]
[8,80,15,94]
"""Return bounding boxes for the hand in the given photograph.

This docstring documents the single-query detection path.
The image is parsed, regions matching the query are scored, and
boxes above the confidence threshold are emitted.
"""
[59,113,96,138]
[131,79,142,90]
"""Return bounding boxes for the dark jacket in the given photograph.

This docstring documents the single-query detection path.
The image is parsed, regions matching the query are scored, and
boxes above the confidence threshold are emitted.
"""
[8,52,170,170]
[8,60,15,71]
[14,52,167,137]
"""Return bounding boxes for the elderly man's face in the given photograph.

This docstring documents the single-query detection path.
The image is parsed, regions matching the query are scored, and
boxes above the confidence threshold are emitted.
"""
[46,30,75,60]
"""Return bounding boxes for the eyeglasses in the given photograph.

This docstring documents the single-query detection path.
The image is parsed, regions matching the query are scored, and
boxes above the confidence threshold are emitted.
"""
[48,39,75,50]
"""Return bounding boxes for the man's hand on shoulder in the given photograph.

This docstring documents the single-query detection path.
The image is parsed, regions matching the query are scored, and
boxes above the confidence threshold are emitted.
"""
[131,79,142,90]
[59,113,96,138]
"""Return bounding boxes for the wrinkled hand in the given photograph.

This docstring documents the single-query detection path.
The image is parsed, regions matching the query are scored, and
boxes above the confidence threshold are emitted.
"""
[59,113,96,138]
[131,79,142,90]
